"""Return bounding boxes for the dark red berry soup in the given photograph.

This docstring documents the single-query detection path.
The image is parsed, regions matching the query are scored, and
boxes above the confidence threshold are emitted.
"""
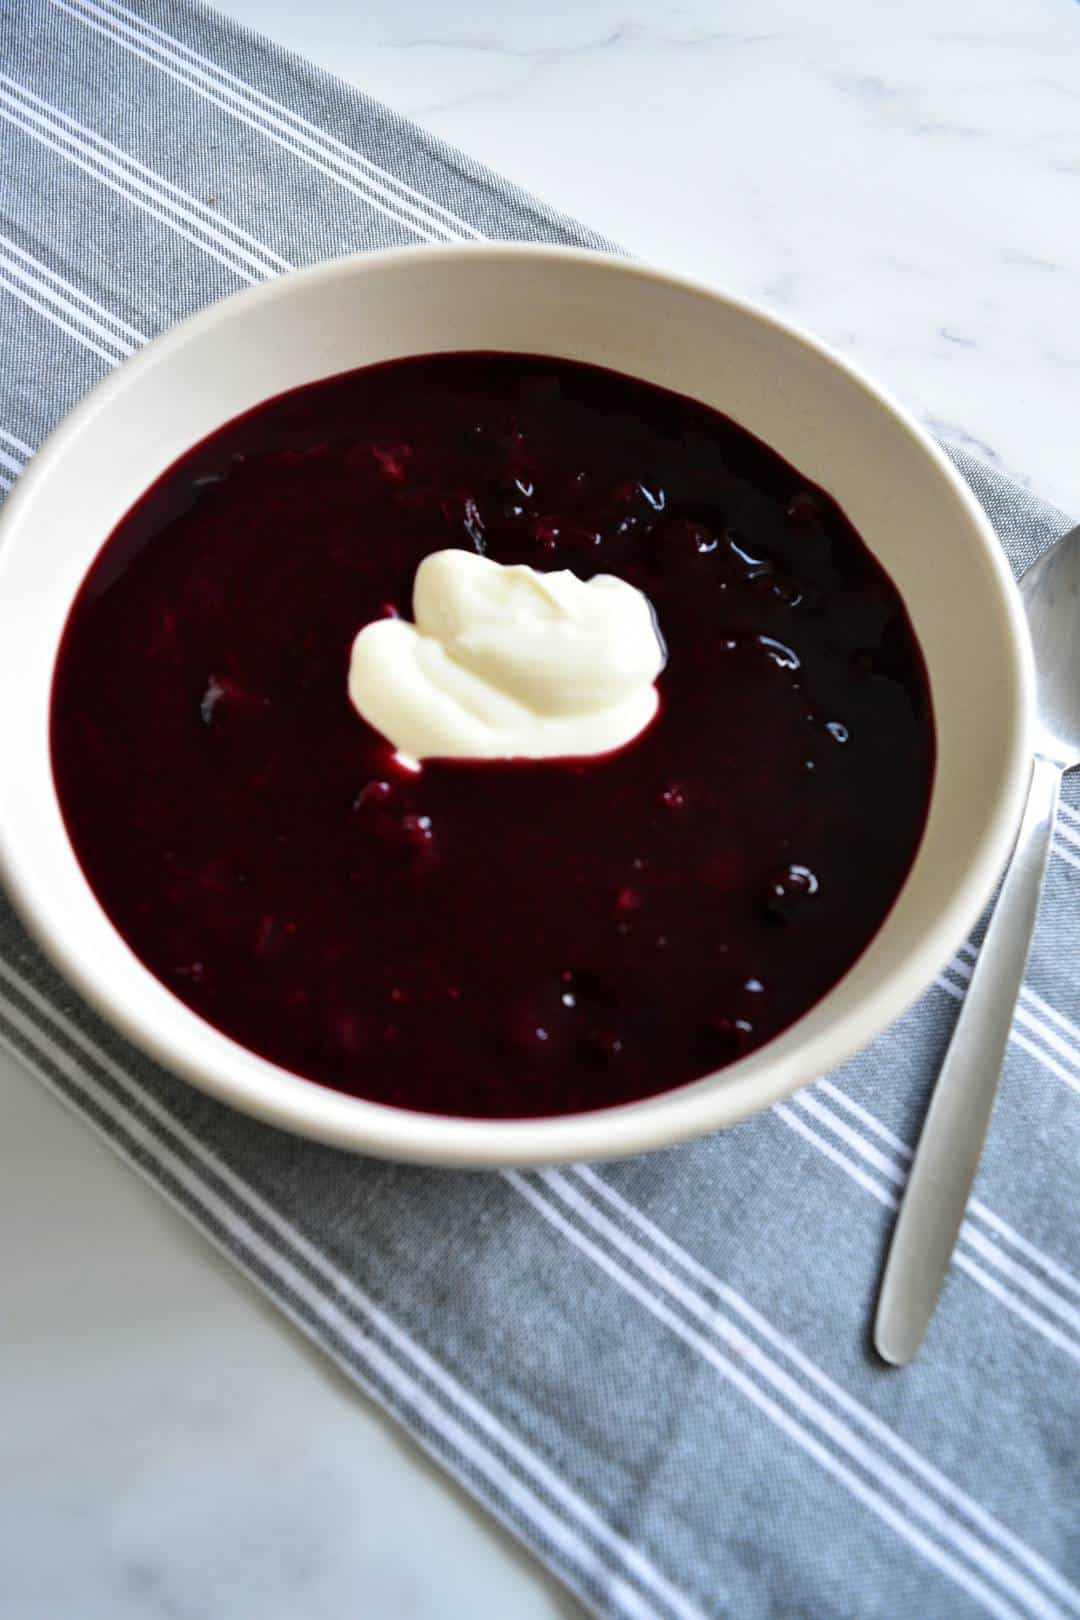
[51,354,934,1118]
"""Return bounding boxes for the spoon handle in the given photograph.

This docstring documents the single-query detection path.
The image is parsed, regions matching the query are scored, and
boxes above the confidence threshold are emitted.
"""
[874,752,1061,1366]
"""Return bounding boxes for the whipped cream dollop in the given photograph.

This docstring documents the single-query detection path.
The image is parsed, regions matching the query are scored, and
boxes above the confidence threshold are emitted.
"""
[347,549,665,763]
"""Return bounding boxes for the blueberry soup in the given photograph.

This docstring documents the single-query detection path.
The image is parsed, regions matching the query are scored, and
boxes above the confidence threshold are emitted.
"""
[50,353,934,1118]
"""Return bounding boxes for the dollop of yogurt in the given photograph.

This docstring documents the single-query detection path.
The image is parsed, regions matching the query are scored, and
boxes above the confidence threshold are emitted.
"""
[347,548,665,763]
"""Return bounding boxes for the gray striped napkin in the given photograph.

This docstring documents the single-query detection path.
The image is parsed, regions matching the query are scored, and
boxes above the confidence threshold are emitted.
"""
[2,4,1078,1617]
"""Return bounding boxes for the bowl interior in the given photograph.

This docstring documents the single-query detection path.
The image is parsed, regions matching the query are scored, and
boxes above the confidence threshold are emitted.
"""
[0,247,1032,1165]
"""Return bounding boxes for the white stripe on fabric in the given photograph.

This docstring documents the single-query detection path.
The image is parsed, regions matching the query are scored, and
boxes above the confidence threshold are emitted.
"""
[0,79,273,282]
[957,945,1080,1058]
[536,1169,1072,1620]
[775,1102,899,1207]
[1051,836,1075,872]
[1059,802,1080,835]
[956,940,1080,1053]
[572,1165,1080,1619]
[1056,817,1080,851]
[0,102,256,288]
[0,426,32,456]
[0,242,135,358]
[0,959,702,1620]
[936,972,1080,1098]
[817,1078,913,1156]
[795,1091,907,1186]
[1011,983,1080,1058]
[815,1081,1080,1301]
[0,232,145,343]
[1050,839,1080,875]
[0,269,121,364]
[0,240,145,354]
[0,75,291,275]
[959,1227,1080,1336]
[948,956,1080,1080]
[0,432,28,490]
[50,0,451,247]
[778,1098,1080,1364]
[91,0,484,243]
[971,1208,1080,1302]
[955,1253,1080,1366]
[506,1172,1033,1620]
[792,1093,1080,1338]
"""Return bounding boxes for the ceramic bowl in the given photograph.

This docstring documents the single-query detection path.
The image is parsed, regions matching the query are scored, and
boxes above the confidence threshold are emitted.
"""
[0,245,1033,1165]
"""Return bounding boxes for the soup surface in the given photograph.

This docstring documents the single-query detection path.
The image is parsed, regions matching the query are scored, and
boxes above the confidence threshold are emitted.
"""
[51,353,934,1118]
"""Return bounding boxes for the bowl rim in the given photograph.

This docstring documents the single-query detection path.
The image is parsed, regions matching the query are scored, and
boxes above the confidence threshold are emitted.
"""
[0,242,1035,1166]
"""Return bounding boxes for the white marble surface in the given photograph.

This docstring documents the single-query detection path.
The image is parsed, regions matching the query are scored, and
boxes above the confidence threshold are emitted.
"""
[4,2,1079,1617]
[223,0,1080,518]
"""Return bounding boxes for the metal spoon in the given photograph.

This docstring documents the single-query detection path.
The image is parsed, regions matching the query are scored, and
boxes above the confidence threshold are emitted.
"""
[875,522,1080,1365]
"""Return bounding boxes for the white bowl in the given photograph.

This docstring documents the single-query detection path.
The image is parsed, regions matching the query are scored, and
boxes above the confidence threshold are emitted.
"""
[0,245,1033,1166]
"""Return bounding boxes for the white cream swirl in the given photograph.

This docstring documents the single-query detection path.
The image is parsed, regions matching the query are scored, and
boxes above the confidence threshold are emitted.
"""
[347,548,665,763]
